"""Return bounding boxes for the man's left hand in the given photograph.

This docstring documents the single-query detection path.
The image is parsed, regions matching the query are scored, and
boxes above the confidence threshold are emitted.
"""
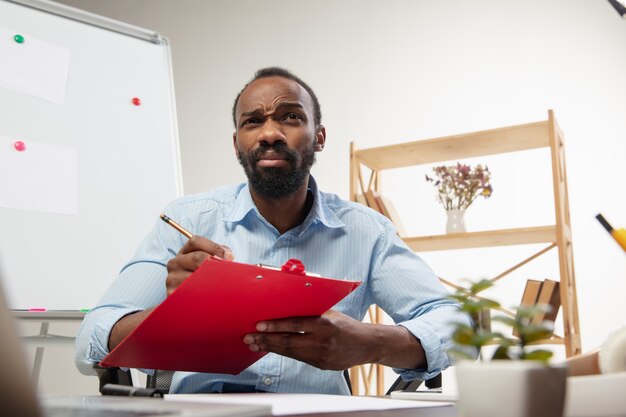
[242,310,380,370]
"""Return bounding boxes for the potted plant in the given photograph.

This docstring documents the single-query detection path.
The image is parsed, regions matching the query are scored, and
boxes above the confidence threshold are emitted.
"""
[425,163,493,233]
[449,279,567,417]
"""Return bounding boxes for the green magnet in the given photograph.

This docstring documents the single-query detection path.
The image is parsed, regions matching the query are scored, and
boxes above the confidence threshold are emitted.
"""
[13,34,25,44]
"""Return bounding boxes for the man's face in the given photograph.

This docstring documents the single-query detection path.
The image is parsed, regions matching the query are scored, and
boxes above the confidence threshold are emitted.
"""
[233,76,325,199]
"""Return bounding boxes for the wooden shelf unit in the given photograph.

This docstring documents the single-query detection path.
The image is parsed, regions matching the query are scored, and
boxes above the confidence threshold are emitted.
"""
[348,110,581,396]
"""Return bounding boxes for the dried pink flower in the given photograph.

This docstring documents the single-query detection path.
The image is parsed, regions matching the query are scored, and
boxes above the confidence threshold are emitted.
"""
[425,163,493,210]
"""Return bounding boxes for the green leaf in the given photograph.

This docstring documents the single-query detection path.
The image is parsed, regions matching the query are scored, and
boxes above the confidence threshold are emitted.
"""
[469,279,494,294]
[476,299,500,309]
[522,349,554,362]
[488,331,508,341]
[515,304,550,320]
[461,298,500,314]
[449,294,468,303]
[492,315,516,327]
[470,332,498,346]
[452,326,475,345]
[519,324,554,344]
[460,300,482,315]
[491,345,512,360]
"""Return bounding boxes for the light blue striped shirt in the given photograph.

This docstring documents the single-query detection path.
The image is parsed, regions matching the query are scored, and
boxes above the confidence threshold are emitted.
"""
[74,177,468,394]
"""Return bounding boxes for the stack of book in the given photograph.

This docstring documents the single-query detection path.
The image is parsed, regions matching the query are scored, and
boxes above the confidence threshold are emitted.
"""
[514,278,561,336]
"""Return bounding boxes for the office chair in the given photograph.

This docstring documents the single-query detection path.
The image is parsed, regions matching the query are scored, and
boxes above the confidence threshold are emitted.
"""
[96,366,439,396]
[146,369,175,393]
[385,373,442,394]
[94,365,174,395]
[344,369,441,395]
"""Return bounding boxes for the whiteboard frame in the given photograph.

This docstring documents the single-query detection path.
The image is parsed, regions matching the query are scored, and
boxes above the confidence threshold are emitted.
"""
[7,0,166,44]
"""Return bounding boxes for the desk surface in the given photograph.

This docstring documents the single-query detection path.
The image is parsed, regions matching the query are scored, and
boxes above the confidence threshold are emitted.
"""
[166,392,456,417]
[298,405,458,417]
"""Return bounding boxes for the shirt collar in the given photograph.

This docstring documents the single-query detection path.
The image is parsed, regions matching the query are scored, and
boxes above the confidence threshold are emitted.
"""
[302,176,344,231]
[223,183,257,224]
[223,176,344,231]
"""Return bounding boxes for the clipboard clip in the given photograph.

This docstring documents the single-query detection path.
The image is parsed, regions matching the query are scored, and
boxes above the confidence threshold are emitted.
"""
[256,259,321,278]
[281,258,306,275]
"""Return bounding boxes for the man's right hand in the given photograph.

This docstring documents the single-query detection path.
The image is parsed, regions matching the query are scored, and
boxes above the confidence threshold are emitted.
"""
[165,236,234,295]
[108,236,233,351]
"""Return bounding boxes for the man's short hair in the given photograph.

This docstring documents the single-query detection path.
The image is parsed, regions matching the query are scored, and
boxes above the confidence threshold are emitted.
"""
[232,67,322,128]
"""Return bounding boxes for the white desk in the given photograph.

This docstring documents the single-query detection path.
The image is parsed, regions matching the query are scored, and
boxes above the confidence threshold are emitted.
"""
[12,311,85,386]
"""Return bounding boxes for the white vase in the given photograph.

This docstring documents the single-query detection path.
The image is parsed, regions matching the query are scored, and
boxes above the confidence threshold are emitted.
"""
[446,209,466,234]
[456,361,567,417]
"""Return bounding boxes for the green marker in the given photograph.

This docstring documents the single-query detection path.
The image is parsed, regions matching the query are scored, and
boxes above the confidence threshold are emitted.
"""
[13,34,24,44]
[80,308,91,313]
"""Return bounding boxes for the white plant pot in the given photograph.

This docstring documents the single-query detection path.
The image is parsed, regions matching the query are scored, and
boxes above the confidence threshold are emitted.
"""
[456,361,567,417]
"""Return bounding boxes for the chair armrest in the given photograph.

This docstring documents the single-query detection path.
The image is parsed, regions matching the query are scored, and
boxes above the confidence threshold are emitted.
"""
[92,365,133,394]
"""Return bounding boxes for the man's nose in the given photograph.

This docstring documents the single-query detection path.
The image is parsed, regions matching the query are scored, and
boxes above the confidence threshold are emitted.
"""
[257,119,286,146]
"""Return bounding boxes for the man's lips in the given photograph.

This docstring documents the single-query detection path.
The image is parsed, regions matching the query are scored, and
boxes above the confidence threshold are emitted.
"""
[257,157,289,168]
[256,151,290,168]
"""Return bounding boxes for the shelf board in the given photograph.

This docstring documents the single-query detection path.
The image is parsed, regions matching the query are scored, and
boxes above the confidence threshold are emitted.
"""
[354,120,550,170]
[402,225,557,252]
[483,336,564,346]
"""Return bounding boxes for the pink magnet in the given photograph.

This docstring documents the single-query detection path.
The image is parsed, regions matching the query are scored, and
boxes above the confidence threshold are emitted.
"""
[131,97,141,106]
[13,141,26,152]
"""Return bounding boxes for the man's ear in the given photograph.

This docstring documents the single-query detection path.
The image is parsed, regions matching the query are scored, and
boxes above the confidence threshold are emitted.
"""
[314,125,326,152]
[232,132,240,158]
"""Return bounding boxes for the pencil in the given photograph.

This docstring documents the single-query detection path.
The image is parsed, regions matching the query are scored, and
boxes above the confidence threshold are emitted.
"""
[596,213,626,252]
[596,213,613,234]
[160,213,193,239]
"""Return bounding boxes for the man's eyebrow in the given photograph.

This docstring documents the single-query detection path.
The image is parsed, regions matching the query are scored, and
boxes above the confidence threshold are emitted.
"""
[240,102,305,119]
[240,108,262,119]
[274,101,305,111]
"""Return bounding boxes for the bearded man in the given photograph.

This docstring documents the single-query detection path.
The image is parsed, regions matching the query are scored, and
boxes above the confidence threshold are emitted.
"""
[75,67,469,394]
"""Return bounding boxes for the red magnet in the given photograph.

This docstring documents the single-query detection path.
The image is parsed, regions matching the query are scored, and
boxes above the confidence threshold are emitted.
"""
[131,97,141,106]
[13,141,26,152]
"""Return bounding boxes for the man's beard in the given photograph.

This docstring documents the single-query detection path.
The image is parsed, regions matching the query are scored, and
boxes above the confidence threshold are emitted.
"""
[237,141,316,199]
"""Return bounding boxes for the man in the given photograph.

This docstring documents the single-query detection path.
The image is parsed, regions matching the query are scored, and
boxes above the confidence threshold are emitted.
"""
[75,67,470,394]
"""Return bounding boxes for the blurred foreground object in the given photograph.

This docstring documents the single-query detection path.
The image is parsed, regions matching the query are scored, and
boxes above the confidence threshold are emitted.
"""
[567,325,626,376]
[595,213,626,252]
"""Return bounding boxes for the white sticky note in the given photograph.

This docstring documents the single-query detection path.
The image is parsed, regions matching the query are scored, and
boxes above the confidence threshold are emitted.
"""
[0,25,70,104]
[0,137,78,215]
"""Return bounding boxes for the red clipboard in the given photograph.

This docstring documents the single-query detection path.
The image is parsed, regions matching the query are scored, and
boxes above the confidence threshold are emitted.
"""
[100,257,361,374]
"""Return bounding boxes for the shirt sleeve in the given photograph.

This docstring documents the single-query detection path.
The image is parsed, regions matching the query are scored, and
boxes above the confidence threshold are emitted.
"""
[367,219,475,381]
[74,205,185,375]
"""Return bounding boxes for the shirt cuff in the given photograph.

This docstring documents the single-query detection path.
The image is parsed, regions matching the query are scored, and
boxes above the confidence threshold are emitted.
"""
[86,307,142,363]
[393,320,449,381]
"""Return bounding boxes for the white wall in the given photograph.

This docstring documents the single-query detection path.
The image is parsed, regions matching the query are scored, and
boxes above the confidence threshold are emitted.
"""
[44,0,626,394]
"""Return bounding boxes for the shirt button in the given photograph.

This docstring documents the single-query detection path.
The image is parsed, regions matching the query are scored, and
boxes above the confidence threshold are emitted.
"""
[263,377,273,386]
[276,241,283,248]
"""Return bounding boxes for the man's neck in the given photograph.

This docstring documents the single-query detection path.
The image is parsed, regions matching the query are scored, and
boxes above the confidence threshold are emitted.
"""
[250,178,313,235]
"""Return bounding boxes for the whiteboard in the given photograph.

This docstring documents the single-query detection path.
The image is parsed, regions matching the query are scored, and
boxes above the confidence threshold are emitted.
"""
[0,0,182,310]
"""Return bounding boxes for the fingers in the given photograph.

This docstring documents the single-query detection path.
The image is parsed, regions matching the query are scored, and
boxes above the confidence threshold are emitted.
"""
[254,310,342,333]
[242,316,318,355]
[178,236,234,261]
[165,236,234,295]
[164,266,192,296]
[242,311,366,370]
[256,316,309,333]
[243,332,301,353]
[168,250,212,272]
[242,332,341,370]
